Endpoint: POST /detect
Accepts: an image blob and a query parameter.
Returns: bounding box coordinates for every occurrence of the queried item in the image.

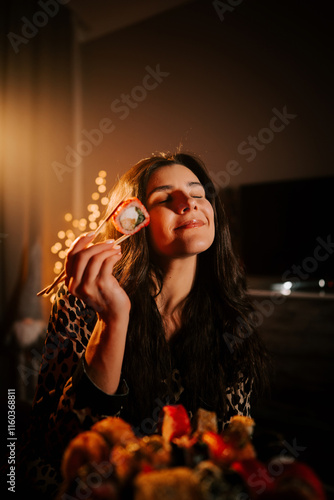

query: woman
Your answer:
[22,152,269,494]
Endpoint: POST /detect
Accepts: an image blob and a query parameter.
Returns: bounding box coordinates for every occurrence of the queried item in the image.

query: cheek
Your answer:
[205,204,215,243]
[204,203,215,226]
[147,213,171,246]
[148,222,162,243]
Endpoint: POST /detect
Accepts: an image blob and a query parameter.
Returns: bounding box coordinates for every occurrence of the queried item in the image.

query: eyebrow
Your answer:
[147,181,203,198]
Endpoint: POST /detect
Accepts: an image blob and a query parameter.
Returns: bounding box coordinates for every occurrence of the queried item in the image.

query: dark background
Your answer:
[1,0,333,497]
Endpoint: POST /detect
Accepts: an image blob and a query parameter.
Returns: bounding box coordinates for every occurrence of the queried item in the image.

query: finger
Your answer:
[65,232,96,281]
[78,246,121,292]
[67,245,121,295]
[78,251,123,304]
[96,249,122,285]
[70,232,96,255]
[66,237,117,285]
[95,254,124,311]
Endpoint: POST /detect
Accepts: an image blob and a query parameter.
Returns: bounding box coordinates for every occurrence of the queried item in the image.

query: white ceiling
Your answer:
[67,0,194,42]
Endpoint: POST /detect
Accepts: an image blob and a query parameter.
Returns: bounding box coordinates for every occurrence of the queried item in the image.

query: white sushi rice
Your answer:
[119,206,139,231]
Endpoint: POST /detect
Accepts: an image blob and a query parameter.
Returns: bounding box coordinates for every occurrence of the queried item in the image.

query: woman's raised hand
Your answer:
[65,232,131,323]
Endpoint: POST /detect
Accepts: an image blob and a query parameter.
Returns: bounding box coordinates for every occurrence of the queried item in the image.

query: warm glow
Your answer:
[78,220,87,231]
[88,203,99,212]
[51,169,108,277]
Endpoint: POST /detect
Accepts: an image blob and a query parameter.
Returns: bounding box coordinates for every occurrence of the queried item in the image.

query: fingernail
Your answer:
[86,231,95,237]
[106,239,115,244]
[114,244,121,249]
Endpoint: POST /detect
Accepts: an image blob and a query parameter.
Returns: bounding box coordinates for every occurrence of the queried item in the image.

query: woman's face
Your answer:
[145,164,215,260]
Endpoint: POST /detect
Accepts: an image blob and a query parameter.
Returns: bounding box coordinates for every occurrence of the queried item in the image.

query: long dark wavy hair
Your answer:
[100,152,270,427]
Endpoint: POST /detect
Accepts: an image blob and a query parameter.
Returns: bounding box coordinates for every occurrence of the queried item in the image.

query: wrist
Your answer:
[84,311,129,394]
[96,297,131,324]
[96,307,130,330]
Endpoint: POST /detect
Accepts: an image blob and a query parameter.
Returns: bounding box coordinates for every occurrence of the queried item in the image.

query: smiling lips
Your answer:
[175,219,205,230]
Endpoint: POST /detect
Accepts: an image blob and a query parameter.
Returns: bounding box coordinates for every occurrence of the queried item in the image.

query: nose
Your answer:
[175,194,198,214]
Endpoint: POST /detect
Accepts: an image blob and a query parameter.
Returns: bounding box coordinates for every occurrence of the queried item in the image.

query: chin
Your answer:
[151,234,215,260]
[174,239,213,257]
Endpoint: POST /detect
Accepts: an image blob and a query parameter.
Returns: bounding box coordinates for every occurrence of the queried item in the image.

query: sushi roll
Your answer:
[37,197,150,296]
[111,197,150,235]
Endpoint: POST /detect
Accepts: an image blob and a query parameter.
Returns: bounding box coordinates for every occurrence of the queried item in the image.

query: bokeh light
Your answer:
[66,230,75,238]
[50,169,109,297]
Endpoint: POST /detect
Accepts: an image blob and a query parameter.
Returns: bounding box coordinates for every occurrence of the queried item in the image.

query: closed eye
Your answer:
[158,194,203,203]
[158,195,172,204]
[190,189,205,198]
[157,192,204,203]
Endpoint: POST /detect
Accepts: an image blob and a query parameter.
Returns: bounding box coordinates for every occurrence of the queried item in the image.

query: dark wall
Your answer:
[251,293,334,490]
[77,0,333,203]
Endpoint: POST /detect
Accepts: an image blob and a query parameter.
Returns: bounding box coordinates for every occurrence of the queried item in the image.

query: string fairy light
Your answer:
[49,170,109,301]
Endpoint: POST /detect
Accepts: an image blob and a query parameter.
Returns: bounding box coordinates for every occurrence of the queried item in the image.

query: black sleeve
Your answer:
[72,355,129,415]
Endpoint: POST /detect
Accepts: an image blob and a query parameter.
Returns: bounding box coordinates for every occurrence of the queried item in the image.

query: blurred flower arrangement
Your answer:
[49,170,109,302]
